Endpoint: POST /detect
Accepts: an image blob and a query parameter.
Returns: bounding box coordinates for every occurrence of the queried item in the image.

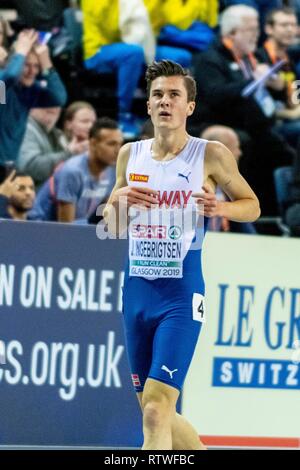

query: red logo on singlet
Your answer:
[157,190,192,208]
[131,224,167,239]
[129,173,149,182]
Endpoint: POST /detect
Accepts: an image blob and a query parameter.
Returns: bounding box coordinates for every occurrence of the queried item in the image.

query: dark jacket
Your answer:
[192,40,275,133]
[256,44,296,105]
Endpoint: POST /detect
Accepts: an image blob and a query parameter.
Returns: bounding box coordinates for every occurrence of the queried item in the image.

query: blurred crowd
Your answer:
[0,0,299,236]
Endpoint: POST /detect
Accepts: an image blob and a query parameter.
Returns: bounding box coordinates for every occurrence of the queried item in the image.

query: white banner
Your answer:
[182,232,300,442]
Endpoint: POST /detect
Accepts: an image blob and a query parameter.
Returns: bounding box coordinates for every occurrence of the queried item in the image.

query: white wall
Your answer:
[182,232,300,439]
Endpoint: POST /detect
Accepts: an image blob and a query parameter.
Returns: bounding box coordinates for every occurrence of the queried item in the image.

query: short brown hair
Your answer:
[63,101,95,124]
[145,60,197,102]
[265,7,297,26]
[63,101,96,138]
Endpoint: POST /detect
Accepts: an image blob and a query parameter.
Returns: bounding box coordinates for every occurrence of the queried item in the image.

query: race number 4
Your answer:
[192,293,206,323]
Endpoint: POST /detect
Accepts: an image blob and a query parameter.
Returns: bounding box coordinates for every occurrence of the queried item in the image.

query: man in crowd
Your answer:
[192,4,295,215]
[0,169,36,220]
[18,107,88,188]
[31,117,123,223]
[257,6,300,147]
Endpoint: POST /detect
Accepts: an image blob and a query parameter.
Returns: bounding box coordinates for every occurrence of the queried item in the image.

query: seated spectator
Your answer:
[18,102,96,188]
[30,117,123,223]
[221,0,282,40]
[0,169,35,220]
[63,100,97,152]
[193,4,295,215]
[18,107,75,187]
[0,29,67,179]
[257,7,300,147]
[155,0,218,60]
[82,0,149,139]
[201,125,257,234]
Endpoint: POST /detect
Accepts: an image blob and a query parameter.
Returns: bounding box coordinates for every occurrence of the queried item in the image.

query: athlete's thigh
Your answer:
[148,304,203,391]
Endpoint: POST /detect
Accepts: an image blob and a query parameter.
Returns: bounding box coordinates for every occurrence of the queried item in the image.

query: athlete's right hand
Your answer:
[112,186,159,209]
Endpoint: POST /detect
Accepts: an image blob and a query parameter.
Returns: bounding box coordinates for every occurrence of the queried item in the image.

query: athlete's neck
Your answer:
[151,129,189,161]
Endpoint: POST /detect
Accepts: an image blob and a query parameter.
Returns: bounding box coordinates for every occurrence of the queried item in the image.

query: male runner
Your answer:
[103,60,260,450]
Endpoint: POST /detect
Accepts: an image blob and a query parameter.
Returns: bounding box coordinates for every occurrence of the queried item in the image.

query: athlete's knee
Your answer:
[142,392,175,431]
[143,398,171,431]
[143,402,161,432]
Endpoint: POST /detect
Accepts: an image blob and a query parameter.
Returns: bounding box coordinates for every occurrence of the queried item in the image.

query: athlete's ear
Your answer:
[147,100,151,116]
[187,101,195,117]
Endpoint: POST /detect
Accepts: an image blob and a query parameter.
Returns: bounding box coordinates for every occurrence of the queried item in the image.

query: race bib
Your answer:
[129,222,184,278]
[192,293,206,322]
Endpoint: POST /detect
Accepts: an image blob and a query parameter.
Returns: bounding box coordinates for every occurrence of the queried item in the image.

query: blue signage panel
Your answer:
[0,220,142,447]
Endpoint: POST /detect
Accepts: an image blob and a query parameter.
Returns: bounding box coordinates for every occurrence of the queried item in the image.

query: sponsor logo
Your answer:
[168,225,182,240]
[131,224,167,239]
[129,173,149,183]
[157,190,192,208]
[161,365,178,379]
[177,171,191,183]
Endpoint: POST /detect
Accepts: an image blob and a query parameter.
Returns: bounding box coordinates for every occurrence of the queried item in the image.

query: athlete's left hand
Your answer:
[192,184,220,218]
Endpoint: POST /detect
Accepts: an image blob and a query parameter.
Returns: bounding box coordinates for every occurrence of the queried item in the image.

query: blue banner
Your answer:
[213,357,300,389]
[0,220,143,447]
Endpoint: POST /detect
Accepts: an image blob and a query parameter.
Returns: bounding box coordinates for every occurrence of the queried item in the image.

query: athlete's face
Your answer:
[147,76,195,131]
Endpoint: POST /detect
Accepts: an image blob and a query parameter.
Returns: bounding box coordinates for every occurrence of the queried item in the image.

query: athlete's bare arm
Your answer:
[103,143,159,236]
[193,141,261,222]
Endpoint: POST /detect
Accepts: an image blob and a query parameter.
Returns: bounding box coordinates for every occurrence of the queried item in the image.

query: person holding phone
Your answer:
[0,28,67,181]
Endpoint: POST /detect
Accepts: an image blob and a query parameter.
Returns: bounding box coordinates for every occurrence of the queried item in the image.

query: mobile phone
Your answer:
[38,31,53,45]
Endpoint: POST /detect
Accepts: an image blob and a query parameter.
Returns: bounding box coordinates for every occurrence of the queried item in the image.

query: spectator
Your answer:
[63,100,97,152]
[18,107,73,187]
[257,7,300,147]
[221,0,282,40]
[11,0,70,31]
[82,0,149,139]
[201,125,256,234]
[193,5,294,215]
[154,0,218,61]
[0,29,67,178]
[285,138,300,235]
[0,15,13,66]
[31,117,123,223]
[0,169,35,220]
